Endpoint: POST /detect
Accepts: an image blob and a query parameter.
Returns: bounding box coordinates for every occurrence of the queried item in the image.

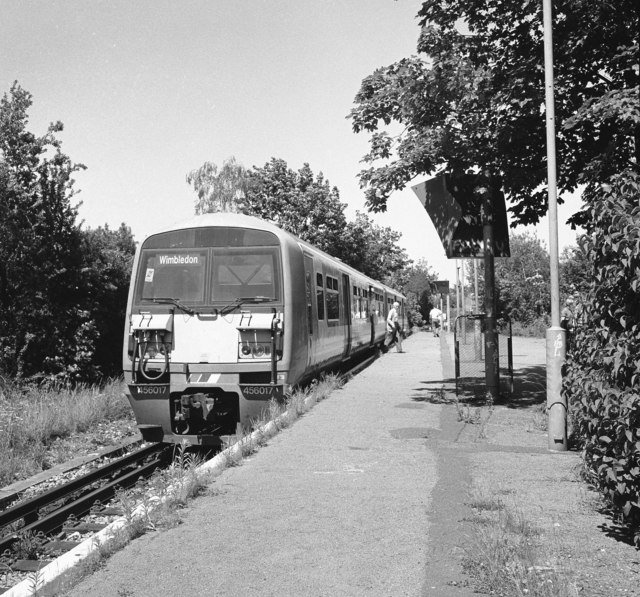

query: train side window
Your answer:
[326,275,339,321]
[305,272,313,335]
[316,273,325,321]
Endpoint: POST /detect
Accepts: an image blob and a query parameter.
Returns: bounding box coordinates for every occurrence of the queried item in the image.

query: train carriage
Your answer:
[123,213,405,445]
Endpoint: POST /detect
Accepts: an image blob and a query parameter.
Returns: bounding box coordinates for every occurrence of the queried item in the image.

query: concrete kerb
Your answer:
[1,392,322,597]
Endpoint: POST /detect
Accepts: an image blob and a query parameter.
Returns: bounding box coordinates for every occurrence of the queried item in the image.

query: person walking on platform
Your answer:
[386,301,404,353]
[429,307,443,337]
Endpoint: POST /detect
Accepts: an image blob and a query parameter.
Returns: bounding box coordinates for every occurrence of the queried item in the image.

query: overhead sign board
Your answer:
[412,173,510,258]
[432,280,450,295]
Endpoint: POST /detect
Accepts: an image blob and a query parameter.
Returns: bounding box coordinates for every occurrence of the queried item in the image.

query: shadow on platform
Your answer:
[408,363,546,410]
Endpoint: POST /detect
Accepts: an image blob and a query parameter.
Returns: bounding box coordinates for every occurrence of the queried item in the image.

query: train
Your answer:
[122,213,406,445]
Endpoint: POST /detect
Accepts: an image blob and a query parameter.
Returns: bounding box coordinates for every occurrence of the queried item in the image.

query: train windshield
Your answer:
[134,227,282,306]
[212,249,280,302]
[138,250,207,304]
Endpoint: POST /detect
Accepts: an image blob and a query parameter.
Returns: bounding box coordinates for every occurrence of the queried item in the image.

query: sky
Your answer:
[0,0,582,284]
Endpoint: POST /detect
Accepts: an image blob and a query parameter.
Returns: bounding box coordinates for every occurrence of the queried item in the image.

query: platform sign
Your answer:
[432,280,450,295]
[412,173,510,258]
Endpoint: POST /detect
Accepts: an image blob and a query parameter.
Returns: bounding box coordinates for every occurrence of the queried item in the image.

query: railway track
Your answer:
[0,443,170,584]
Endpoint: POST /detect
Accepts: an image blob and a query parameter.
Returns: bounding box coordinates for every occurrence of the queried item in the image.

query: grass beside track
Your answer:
[0,379,133,486]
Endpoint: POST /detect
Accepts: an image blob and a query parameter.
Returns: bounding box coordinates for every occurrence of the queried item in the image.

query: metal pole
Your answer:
[482,175,499,403]
[446,292,451,332]
[473,257,482,360]
[474,259,479,313]
[543,0,567,451]
[455,260,461,320]
[461,260,466,315]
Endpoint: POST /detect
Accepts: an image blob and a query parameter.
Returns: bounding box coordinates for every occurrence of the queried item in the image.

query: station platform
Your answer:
[62,331,550,597]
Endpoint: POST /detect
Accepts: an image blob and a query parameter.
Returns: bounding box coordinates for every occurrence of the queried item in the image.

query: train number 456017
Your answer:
[239,384,284,400]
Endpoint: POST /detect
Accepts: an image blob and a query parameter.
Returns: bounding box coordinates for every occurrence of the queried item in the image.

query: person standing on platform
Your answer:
[386,301,404,353]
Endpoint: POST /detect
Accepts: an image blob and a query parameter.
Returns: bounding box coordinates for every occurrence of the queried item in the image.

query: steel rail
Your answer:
[0,450,169,556]
[0,437,144,511]
[0,444,167,552]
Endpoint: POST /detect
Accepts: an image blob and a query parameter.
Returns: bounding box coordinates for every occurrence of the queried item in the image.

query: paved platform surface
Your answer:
[63,331,543,597]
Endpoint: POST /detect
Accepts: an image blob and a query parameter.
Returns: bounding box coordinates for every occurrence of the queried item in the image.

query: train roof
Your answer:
[148,212,286,238]
[145,212,405,299]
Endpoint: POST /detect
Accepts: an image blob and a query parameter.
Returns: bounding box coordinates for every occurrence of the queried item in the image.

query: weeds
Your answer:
[529,403,548,433]
[464,489,578,597]
[9,530,47,561]
[455,394,495,441]
[27,565,44,597]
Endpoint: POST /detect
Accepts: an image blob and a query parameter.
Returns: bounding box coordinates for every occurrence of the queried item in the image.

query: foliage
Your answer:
[349,0,638,228]
[78,224,136,378]
[246,158,350,259]
[341,211,411,282]
[461,232,550,325]
[389,258,437,326]
[187,156,249,214]
[563,170,640,546]
[0,83,136,383]
[559,242,591,297]
[0,82,86,381]
[496,232,550,324]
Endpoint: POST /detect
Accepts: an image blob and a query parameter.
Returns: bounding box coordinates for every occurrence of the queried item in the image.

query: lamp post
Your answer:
[543,0,567,451]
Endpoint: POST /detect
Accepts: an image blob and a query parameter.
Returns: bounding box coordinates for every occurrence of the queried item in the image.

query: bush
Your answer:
[563,170,640,546]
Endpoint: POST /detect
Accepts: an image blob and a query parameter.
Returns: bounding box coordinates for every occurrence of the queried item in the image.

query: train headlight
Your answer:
[238,330,276,360]
[238,341,272,359]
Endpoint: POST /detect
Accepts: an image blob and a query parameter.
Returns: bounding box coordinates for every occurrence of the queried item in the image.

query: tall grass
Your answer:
[0,379,132,486]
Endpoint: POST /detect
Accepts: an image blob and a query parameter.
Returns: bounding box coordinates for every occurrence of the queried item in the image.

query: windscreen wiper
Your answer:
[147,297,196,315]
[220,296,275,315]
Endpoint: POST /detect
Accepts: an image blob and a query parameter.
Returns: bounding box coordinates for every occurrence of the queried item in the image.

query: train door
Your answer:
[369,287,376,346]
[341,273,352,359]
[401,299,407,330]
[303,254,317,369]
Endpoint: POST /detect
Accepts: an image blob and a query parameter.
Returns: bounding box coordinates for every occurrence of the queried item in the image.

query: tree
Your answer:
[0,83,86,380]
[0,83,137,383]
[78,224,136,379]
[246,159,350,258]
[495,232,551,324]
[559,242,591,297]
[398,259,437,326]
[349,0,638,227]
[186,156,249,214]
[341,211,411,282]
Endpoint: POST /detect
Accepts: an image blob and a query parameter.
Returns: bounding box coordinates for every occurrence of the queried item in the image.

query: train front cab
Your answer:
[122,220,303,446]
